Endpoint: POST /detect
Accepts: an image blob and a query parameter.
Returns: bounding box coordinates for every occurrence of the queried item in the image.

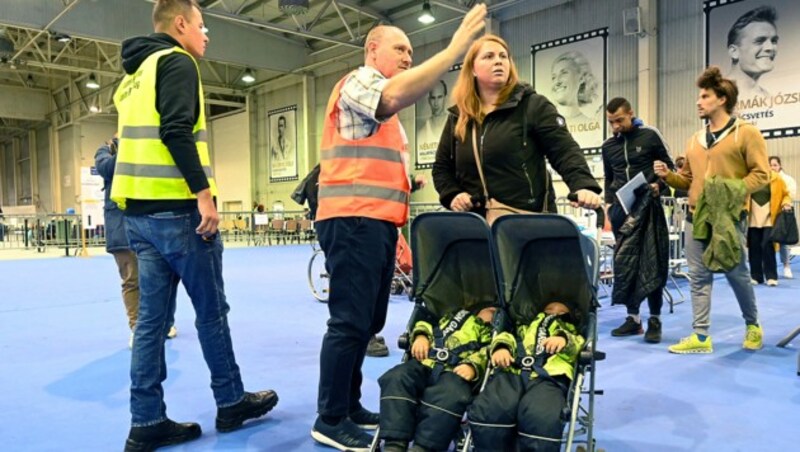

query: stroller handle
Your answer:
[471,193,579,207]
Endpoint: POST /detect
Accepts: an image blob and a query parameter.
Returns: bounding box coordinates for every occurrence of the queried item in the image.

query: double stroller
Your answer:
[377,211,604,451]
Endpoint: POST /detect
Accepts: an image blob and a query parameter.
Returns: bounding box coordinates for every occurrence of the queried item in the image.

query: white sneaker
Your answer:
[784,267,793,279]
[766,279,778,287]
[128,333,134,349]
[167,326,178,339]
[750,279,760,285]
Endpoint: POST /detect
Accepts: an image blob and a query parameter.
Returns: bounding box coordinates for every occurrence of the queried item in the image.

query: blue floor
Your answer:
[0,245,797,451]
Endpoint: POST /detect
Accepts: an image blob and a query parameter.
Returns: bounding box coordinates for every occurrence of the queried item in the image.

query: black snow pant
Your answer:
[468,371,569,452]
[378,359,473,450]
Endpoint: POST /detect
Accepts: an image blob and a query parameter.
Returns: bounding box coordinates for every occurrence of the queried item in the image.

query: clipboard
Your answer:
[615,171,647,215]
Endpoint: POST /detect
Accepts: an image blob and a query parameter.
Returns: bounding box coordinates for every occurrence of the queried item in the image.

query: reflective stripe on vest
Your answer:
[110,47,217,210]
[120,125,209,143]
[315,72,410,226]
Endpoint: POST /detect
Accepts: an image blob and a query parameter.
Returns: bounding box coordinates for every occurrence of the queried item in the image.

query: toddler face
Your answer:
[544,301,569,316]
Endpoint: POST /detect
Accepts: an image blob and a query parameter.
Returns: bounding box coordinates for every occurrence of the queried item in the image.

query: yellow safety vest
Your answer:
[110,47,217,210]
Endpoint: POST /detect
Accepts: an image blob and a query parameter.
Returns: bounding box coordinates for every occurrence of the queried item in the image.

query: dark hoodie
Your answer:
[432,83,600,214]
[119,33,209,215]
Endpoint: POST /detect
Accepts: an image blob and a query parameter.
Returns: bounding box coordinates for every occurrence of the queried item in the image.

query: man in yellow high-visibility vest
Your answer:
[114,2,277,450]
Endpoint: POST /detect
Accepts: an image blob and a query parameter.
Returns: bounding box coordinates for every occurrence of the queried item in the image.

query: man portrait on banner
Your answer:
[726,5,778,100]
[416,80,449,161]
[270,114,294,162]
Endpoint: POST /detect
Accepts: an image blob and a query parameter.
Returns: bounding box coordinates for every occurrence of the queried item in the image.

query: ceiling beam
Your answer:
[2,0,309,72]
[10,0,82,62]
[336,0,390,23]
[203,8,362,49]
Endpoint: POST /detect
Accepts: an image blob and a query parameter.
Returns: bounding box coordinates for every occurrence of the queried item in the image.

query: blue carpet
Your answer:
[0,245,797,451]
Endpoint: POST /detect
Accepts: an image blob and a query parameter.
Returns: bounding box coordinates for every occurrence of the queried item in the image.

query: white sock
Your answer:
[630,314,641,323]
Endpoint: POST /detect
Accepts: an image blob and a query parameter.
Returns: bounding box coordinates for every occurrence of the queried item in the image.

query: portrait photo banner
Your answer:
[706,0,800,138]
[532,28,608,154]
[415,64,461,170]
[268,105,298,183]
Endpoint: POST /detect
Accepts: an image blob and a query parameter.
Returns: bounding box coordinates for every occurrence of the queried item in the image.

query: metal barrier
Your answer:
[0,214,103,255]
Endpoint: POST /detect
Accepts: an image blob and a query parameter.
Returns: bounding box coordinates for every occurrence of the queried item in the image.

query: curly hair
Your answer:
[697,66,738,114]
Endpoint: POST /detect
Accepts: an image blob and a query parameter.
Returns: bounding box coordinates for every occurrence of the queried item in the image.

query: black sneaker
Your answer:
[124,419,201,452]
[366,335,389,357]
[374,335,386,345]
[311,416,373,451]
[216,390,279,433]
[644,317,662,343]
[349,406,379,429]
[611,316,643,337]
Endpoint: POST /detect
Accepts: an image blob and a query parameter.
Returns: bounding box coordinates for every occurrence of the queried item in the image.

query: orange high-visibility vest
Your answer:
[315,72,410,226]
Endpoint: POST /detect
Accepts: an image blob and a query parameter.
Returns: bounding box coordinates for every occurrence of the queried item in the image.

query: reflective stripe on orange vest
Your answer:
[315,71,410,226]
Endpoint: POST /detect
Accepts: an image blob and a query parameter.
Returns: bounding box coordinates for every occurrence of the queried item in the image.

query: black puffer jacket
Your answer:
[612,186,669,305]
[433,83,600,214]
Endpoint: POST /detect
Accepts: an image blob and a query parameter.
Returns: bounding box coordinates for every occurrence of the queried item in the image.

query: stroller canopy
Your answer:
[410,212,501,319]
[492,214,599,328]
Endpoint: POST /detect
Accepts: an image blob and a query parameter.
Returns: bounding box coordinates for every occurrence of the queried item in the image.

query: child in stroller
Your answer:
[469,299,584,452]
[379,303,497,452]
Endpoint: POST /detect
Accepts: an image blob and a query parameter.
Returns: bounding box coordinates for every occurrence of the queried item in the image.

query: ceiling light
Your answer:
[279,0,309,15]
[86,73,100,89]
[51,32,71,43]
[89,104,101,113]
[241,68,255,84]
[418,1,436,25]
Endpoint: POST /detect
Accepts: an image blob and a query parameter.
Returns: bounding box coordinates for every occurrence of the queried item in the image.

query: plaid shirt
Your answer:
[337,66,408,147]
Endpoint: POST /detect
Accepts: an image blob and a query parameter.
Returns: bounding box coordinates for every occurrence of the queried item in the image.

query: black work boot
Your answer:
[611,316,643,337]
[644,317,662,343]
[366,335,389,357]
[216,390,279,432]
[124,419,201,452]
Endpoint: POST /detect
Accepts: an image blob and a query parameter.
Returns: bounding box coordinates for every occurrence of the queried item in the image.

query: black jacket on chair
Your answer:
[612,186,669,306]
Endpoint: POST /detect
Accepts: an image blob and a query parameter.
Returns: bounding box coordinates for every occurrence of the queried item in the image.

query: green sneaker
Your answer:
[743,324,763,350]
[668,333,713,354]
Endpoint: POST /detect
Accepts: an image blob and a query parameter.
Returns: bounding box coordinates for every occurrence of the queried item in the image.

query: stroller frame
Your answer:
[461,213,605,452]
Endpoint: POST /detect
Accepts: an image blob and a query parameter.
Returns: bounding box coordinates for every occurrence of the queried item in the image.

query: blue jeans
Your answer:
[125,209,244,426]
[779,243,790,267]
[684,218,759,336]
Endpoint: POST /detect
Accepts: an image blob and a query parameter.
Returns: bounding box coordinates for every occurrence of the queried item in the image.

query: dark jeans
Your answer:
[609,202,663,316]
[747,226,777,283]
[124,209,244,426]
[316,217,397,417]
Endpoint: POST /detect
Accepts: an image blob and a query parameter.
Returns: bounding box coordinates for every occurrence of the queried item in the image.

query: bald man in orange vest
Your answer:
[310,5,488,451]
